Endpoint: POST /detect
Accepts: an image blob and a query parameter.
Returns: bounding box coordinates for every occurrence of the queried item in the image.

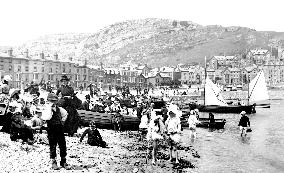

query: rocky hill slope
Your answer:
[15,18,284,67]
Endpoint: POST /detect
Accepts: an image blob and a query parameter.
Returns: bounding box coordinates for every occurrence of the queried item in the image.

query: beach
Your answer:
[0,129,198,173]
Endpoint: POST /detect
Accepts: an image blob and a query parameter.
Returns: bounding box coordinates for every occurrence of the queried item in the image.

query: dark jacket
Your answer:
[80,128,106,147]
[56,85,74,97]
[238,116,250,127]
[47,106,63,127]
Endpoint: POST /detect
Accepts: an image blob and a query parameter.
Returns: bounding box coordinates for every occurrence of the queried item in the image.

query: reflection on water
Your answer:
[180,98,284,173]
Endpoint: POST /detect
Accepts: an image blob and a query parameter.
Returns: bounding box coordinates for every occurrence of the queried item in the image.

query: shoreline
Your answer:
[0,129,198,173]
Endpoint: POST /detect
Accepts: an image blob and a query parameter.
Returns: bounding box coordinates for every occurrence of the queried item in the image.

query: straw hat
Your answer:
[190,110,195,115]
[9,89,20,98]
[240,111,246,115]
[194,109,199,114]
[168,104,178,115]
[3,75,12,81]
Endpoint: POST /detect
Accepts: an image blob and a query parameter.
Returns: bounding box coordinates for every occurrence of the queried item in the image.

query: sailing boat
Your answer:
[193,77,256,114]
[248,70,270,108]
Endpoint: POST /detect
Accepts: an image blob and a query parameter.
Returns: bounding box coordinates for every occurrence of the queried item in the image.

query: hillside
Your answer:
[15,18,284,67]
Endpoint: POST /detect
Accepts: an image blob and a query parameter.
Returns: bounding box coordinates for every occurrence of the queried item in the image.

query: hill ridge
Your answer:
[14,18,284,67]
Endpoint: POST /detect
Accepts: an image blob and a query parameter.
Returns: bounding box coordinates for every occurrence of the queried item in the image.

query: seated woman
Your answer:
[10,111,34,144]
[79,121,107,148]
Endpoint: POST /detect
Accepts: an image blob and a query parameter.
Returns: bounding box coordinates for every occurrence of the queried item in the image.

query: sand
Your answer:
[0,129,199,173]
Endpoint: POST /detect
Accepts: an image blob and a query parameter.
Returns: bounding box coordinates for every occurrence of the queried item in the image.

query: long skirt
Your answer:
[63,106,81,136]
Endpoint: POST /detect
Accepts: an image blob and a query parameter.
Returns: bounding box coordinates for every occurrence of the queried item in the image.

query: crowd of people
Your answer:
[0,74,251,170]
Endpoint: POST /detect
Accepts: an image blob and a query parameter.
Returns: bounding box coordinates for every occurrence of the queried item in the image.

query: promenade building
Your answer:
[4,46,284,91]
[180,65,204,85]
[207,55,239,70]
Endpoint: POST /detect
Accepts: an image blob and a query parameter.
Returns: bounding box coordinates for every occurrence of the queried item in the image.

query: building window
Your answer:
[34,67,37,72]
[18,66,21,72]
[42,67,44,72]
[25,66,29,72]
[0,64,3,70]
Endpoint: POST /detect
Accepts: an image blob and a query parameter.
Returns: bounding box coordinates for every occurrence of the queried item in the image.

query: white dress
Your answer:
[146,120,163,141]
[139,114,149,129]
[165,117,181,143]
[188,115,199,130]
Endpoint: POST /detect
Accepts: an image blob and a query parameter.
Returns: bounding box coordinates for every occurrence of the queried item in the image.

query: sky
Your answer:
[0,0,283,46]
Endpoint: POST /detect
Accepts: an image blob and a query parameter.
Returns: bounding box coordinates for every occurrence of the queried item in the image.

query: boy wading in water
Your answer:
[41,93,68,170]
[238,111,250,137]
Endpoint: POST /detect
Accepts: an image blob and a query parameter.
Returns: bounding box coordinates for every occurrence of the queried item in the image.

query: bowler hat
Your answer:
[9,89,21,98]
[47,93,58,101]
[60,75,70,82]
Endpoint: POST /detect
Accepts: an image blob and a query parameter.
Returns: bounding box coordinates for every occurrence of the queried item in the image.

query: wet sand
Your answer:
[0,129,199,173]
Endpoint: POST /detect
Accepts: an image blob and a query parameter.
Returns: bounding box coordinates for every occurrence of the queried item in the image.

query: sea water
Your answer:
[180,90,284,172]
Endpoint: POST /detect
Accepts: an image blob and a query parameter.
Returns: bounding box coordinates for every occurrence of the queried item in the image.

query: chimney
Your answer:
[24,49,29,58]
[40,52,44,59]
[54,52,58,60]
[8,48,13,57]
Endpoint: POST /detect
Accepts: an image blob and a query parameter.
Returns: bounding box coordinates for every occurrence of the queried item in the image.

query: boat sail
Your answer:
[248,70,269,107]
[205,77,228,106]
[190,77,256,114]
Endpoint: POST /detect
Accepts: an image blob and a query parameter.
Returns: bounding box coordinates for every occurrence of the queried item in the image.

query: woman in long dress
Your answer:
[56,75,82,136]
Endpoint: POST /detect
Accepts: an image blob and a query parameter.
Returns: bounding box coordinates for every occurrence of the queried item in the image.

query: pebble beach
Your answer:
[0,129,198,173]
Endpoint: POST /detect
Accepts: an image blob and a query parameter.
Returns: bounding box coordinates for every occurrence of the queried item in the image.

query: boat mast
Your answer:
[204,56,207,105]
[248,74,250,105]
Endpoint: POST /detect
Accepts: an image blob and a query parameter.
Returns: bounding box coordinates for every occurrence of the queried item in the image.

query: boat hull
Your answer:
[255,103,270,108]
[78,110,141,130]
[189,104,256,114]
